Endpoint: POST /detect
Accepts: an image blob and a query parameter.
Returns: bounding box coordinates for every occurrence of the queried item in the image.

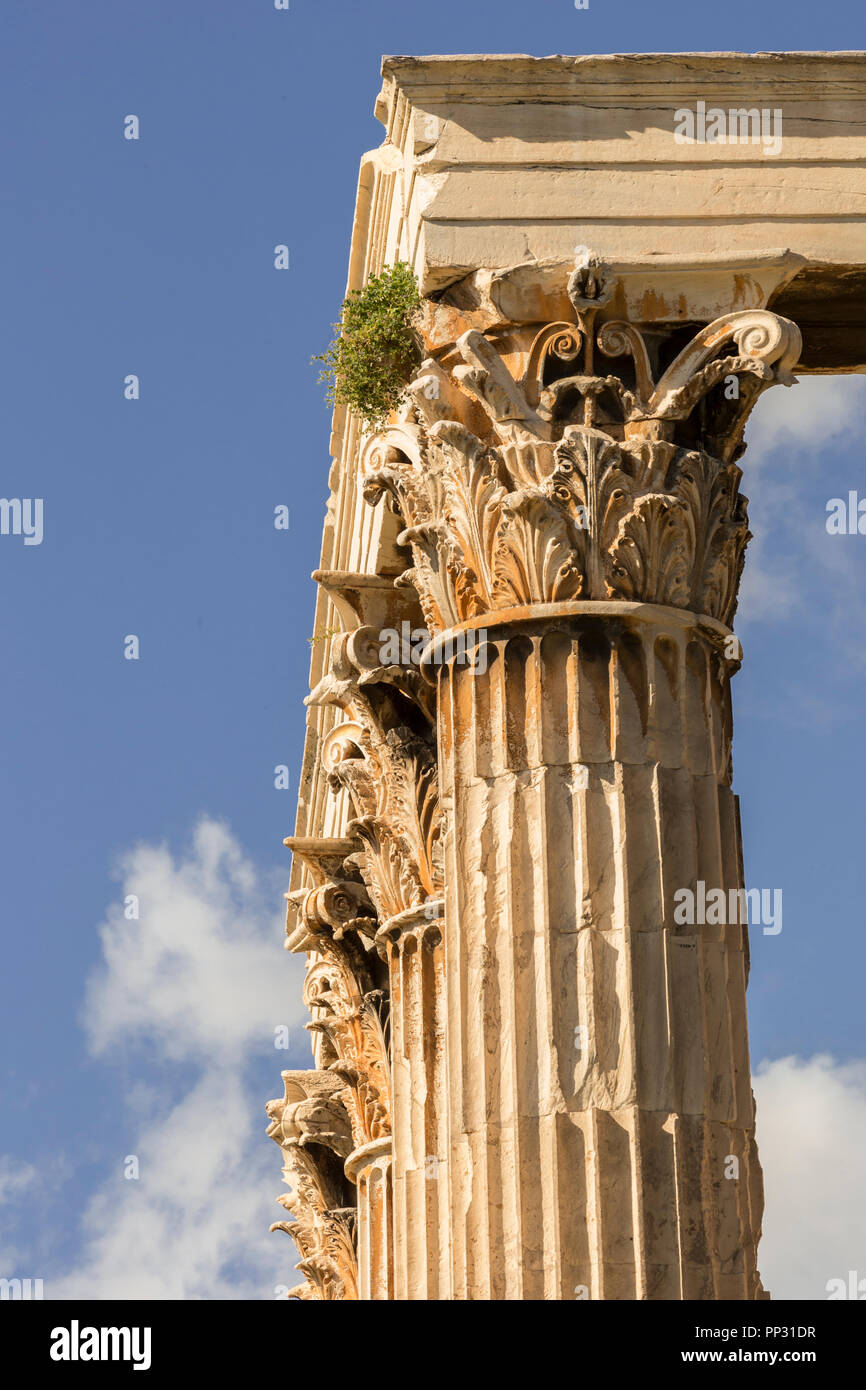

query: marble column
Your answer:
[361,254,801,1299]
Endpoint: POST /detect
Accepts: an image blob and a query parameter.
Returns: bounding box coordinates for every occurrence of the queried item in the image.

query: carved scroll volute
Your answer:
[267,1070,359,1301]
[267,1068,354,1158]
[596,308,802,461]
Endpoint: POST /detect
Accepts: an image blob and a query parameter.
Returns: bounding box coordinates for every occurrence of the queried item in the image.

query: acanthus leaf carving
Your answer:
[267,1070,359,1301]
[328,722,441,921]
[286,871,392,1152]
[608,493,692,610]
[308,609,444,920]
[491,488,585,606]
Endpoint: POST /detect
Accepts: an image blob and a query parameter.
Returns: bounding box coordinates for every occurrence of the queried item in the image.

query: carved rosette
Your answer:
[360,261,801,634]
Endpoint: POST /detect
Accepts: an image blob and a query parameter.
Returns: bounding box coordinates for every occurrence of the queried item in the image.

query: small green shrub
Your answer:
[313,262,422,431]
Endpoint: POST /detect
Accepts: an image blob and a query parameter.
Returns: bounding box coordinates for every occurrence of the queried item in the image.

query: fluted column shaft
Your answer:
[346,1139,394,1300]
[429,601,763,1301]
[379,903,450,1299]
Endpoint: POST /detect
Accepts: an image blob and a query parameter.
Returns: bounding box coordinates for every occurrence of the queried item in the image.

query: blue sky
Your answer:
[0,0,864,1300]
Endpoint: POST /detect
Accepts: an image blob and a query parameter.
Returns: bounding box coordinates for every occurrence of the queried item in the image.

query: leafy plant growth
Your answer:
[313,262,422,431]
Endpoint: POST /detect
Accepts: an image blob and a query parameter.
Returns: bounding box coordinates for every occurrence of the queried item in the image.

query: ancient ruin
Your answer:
[268,51,866,1300]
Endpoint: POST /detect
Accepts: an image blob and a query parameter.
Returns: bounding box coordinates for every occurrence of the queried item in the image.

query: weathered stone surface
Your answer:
[373,51,866,337]
[271,50,866,1301]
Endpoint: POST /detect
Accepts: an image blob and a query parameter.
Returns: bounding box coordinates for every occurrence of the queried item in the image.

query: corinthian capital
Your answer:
[361,260,801,631]
[282,858,392,1152]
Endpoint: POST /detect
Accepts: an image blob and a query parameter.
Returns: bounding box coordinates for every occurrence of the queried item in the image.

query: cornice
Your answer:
[377,52,866,116]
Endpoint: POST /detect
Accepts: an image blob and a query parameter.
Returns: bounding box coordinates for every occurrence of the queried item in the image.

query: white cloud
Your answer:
[50,817,308,1299]
[0,1158,39,1273]
[737,376,866,650]
[755,1054,866,1300]
[0,1157,37,1206]
[736,532,799,624]
[53,1073,289,1300]
[84,819,295,1062]
[745,374,866,462]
